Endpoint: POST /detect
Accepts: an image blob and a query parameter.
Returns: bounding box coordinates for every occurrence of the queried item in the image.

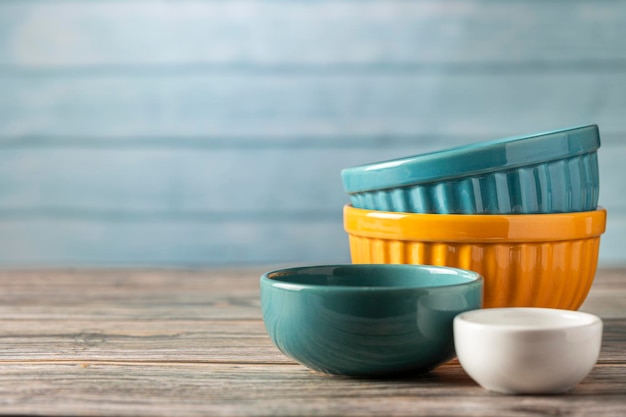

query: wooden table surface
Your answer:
[0,268,624,417]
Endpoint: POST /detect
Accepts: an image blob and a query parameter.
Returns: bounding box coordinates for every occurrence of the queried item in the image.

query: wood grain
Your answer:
[2,73,624,137]
[0,268,623,416]
[0,143,623,266]
[1,144,623,212]
[0,218,350,266]
[0,363,623,417]
[0,213,622,268]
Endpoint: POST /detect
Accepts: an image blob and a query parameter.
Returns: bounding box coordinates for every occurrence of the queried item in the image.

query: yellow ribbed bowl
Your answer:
[344,205,607,309]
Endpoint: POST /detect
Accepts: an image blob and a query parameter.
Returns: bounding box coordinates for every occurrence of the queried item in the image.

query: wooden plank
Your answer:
[1,1,625,68]
[581,269,626,319]
[0,268,266,290]
[0,212,622,267]
[0,362,623,417]
[0,265,264,316]
[2,1,625,270]
[1,73,625,138]
[0,141,621,268]
[0,268,268,295]
[0,319,292,364]
[0,318,622,364]
[0,268,619,318]
[0,268,268,318]
[582,268,626,288]
[0,148,354,214]
[0,269,620,363]
[0,214,623,267]
[598,320,626,363]
[0,269,622,416]
[0,218,351,267]
[0,141,623,213]
[594,212,626,267]
[599,143,626,211]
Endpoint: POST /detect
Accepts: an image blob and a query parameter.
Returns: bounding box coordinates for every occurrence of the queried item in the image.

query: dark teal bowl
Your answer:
[260,264,483,377]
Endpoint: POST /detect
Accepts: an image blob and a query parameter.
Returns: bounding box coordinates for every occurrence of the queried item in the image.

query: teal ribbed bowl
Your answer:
[260,264,483,377]
[341,125,600,214]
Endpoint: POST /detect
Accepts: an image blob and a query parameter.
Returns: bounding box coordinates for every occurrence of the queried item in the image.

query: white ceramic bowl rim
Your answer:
[455,307,601,332]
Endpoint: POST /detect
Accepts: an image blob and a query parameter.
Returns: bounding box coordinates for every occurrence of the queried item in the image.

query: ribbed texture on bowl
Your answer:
[349,153,599,214]
[347,235,600,309]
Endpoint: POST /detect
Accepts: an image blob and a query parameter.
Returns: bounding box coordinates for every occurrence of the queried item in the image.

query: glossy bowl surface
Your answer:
[344,205,607,309]
[454,308,603,394]
[341,124,600,214]
[260,264,483,376]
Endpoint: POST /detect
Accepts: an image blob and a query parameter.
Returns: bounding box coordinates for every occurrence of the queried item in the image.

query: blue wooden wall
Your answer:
[0,0,624,267]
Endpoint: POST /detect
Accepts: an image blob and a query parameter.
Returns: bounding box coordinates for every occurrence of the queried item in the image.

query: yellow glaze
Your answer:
[344,205,607,309]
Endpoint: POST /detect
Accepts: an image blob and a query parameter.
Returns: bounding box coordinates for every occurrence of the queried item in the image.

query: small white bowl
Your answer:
[454,308,602,394]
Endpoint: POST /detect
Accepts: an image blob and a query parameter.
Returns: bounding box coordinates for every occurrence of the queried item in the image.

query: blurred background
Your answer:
[0,0,624,268]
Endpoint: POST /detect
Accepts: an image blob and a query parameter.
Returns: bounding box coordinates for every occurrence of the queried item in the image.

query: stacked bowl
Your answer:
[341,125,607,309]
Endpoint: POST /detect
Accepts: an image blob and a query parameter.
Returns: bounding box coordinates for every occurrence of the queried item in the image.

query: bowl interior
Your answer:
[264,264,481,289]
[456,307,601,330]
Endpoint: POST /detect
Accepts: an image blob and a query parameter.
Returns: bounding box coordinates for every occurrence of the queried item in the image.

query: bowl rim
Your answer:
[341,124,600,193]
[261,264,483,293]
[344,205,607,242]
[454,307,602,333]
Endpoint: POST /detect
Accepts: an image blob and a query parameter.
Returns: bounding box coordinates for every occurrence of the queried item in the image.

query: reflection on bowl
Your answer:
[417,291,469,340]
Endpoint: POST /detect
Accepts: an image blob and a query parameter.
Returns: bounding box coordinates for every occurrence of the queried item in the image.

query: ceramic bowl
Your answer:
[454,308,603,394]
[341,125,600,214]
[260,264,483,377]
[344,205,607,309]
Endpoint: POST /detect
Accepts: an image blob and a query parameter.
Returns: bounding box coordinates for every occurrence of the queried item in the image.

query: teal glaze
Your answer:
[341,125,600,214]
[260,264,483,377]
